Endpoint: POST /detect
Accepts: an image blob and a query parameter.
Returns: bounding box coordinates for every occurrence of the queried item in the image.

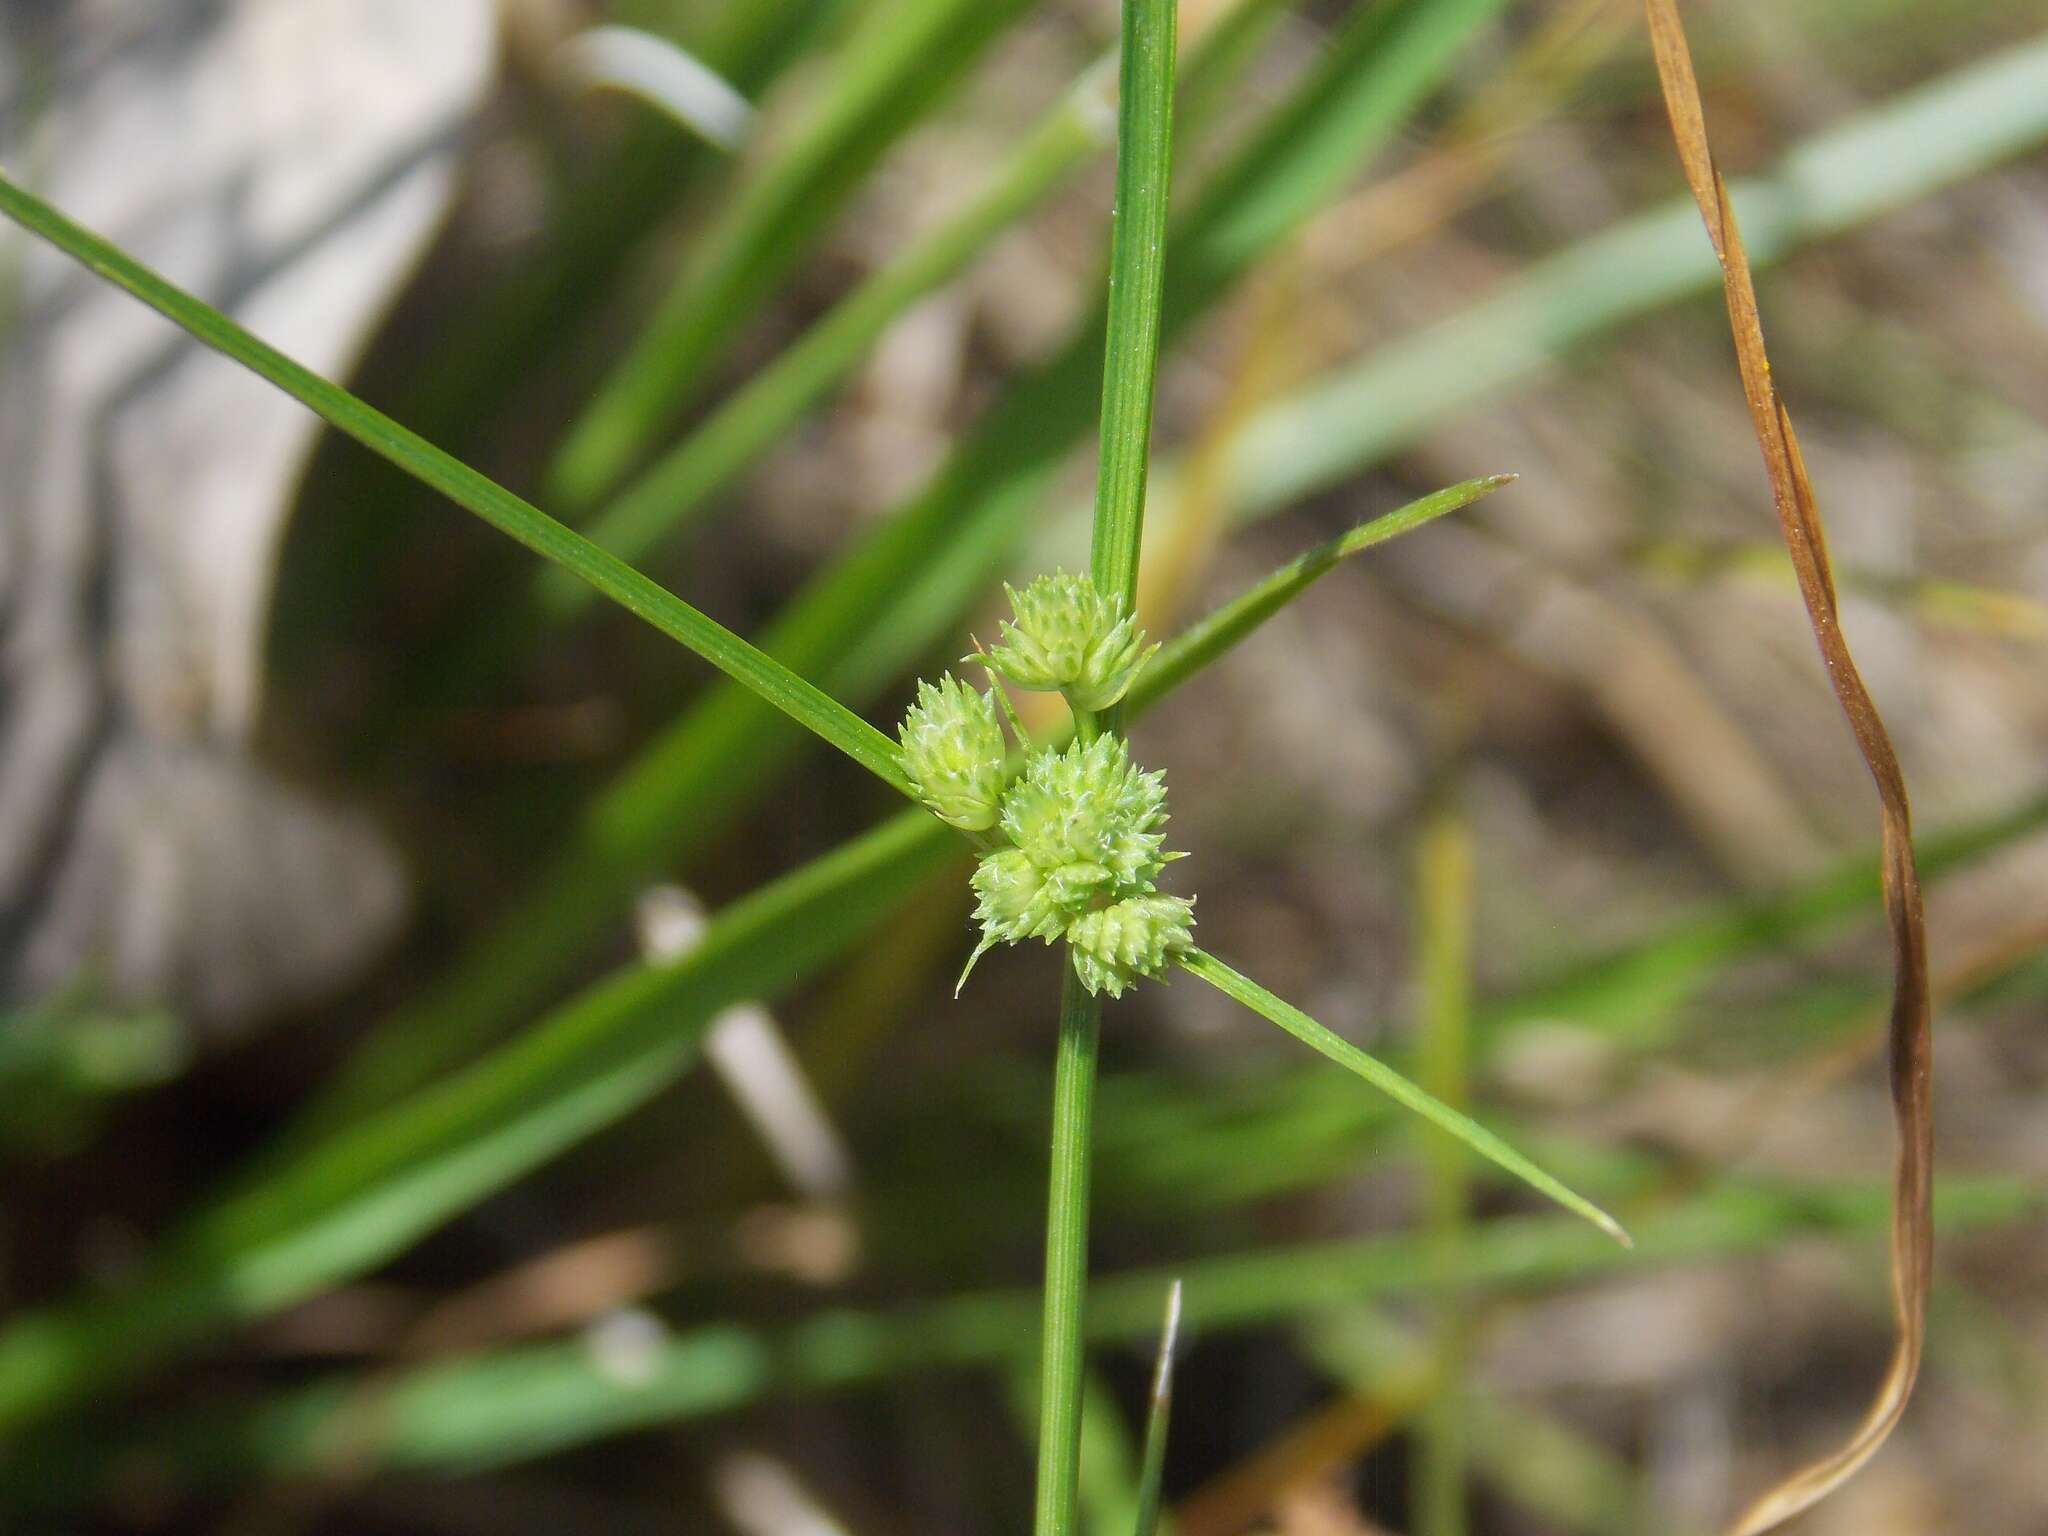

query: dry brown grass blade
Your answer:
[1640,4,1933,1533]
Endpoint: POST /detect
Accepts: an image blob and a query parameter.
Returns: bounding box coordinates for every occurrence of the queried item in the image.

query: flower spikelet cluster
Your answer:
[957,731,1193,996]
[976,570,1159,712]
[900,575,1193,997]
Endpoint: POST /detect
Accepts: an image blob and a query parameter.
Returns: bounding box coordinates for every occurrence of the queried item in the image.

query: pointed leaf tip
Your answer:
[1151,1278,1183,1404]
[1177,947,1627,1243]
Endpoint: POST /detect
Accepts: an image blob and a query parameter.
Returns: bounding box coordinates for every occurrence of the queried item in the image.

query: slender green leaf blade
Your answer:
[0,814,957,1432]
[0,173,912,800]
[1218,29,2048,522]
[1177,948,1631,1246]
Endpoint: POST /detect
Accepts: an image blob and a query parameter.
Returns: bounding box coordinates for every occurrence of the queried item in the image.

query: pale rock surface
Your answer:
[0,0,495,1034]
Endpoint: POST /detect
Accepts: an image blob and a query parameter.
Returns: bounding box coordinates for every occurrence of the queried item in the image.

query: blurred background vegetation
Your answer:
[3,0,2046,1531]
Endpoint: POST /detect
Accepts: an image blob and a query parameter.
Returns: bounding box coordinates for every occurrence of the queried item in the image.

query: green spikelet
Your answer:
[975,570,1158,711]
[897,673,1006,831]
[970,849,1067,947]
[1000,735,1168,893]
[1068,894,1197,998]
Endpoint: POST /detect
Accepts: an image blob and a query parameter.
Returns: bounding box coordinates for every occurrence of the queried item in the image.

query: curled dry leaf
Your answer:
[1640,4,1933,1533]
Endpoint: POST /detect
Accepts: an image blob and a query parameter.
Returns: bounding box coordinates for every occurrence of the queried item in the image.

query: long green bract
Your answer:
[0,174,912,800]
[1178,950,1629,1245]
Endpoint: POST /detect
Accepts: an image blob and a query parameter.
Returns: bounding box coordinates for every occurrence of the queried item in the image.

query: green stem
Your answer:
[1087,0,1178,614]
[1034,964,1104,1536]
[1038,3,1176,1531]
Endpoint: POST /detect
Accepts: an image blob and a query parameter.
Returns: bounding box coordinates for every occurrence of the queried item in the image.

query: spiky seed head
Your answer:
[898,674,1006,830]
[976,569,1157,710]
[1068,893,1197,998]
[1000,734,1170,893]
[979,571,1096,693]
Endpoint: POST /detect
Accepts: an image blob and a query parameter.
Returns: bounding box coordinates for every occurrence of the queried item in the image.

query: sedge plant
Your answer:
[0,0,1626,1513]
[886,5,1619,1532]
[2,12,2042,1529]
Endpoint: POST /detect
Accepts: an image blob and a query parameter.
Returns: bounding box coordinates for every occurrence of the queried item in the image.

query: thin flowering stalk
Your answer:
[1036,0,1177,1531]
[1035,964,1105,1536]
